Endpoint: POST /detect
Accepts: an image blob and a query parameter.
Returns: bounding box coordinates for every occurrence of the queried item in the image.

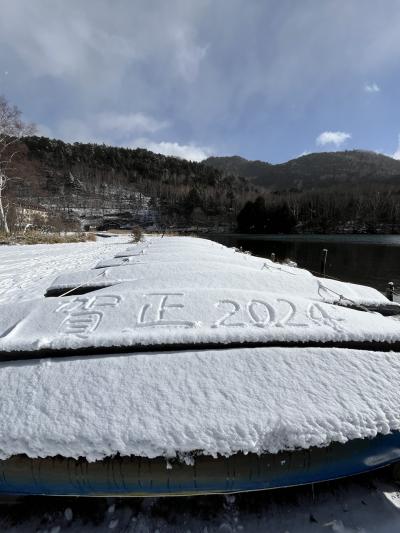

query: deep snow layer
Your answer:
[0,346,400,461]
[1,235,400,462]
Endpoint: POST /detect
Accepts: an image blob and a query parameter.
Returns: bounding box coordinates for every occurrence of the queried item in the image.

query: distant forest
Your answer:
[6,136,400,234]
[7,136,258,230]
[208,151,400,234]
[236,187,400,234]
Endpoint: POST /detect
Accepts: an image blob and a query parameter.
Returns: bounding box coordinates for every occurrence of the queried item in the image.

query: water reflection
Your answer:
[208,234,400,292]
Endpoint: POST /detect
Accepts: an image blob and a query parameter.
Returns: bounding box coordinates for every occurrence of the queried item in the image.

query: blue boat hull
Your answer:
[0,432,400,496]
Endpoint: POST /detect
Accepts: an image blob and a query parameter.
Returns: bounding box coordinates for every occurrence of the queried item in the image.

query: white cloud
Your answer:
[364,82,380,93]
[96,112,168,136]
[50,112,211,162]
[316,131,351,148]
[131,138,212,161]
[56,112,168,145]
[393,135,400,160]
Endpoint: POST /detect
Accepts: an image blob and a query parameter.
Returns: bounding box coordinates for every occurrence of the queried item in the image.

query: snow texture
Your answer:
[0,235,131,304]
[1,346,400,461]
[1,235,400,462]
[49,236,389,309]
[2,285,400,353]
[0,236,398,354]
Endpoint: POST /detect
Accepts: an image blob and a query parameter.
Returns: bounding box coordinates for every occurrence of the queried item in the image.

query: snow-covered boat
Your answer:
[1,236,400,496]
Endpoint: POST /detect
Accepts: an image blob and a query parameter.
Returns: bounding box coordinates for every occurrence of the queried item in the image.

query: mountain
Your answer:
[10,138,400,234]
[7,136,258,230]
[204,150,400,190]
[204,156,272,181]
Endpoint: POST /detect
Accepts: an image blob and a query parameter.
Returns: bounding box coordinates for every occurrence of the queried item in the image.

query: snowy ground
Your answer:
[1,235,400,530]
[0,234,131,304]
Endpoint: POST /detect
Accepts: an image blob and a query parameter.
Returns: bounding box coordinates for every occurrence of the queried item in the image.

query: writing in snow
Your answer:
[54,291,347,339]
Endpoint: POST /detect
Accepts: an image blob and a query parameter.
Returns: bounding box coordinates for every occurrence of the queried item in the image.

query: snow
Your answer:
[0,236,398,354]
[1,235,400,464]
[2,286,400,354]
[48,237,390,309]
[0,346,400,461]
[0,235,131,304]
[2,235,400,529]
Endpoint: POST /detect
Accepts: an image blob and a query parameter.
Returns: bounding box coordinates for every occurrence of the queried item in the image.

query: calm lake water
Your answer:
[207,234,400,294]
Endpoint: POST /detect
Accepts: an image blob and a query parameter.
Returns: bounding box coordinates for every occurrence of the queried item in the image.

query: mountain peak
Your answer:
[205,150,400,189]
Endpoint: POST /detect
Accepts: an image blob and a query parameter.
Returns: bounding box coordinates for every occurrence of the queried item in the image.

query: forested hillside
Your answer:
[207,151,400,233]
[8,137,400,234]
[9,136,258,230]
[205,150,400,190]
[205,156,272,182]
[237,187,400,234]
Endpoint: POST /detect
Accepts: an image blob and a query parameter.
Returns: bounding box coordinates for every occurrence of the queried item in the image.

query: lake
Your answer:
[207,234,400,294]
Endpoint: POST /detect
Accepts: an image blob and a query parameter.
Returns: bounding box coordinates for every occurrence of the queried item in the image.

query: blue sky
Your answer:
[1,0,400,163]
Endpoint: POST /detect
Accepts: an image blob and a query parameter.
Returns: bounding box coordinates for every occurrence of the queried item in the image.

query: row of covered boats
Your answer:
[0,236,400,495]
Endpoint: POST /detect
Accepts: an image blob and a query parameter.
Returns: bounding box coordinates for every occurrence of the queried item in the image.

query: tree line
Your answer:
[17,136,259,230]
[237,186,400,234]
[3,95,400,235]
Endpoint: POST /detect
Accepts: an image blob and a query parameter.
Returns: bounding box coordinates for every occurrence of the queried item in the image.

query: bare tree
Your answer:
[0,96,36,233]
